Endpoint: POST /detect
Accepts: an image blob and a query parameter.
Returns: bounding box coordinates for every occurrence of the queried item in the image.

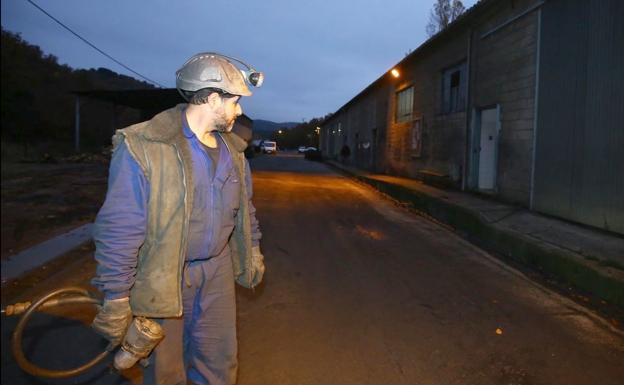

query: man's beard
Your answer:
[214,113,235,133]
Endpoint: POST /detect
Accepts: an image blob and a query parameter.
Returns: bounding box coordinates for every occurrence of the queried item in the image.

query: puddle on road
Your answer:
[355,225,386,240]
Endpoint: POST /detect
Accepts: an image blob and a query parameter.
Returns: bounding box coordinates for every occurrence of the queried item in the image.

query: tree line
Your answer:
[269,115,331,150]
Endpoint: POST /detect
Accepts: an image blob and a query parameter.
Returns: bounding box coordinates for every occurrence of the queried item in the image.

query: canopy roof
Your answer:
[73,88,184,111]
[73,88,252,125]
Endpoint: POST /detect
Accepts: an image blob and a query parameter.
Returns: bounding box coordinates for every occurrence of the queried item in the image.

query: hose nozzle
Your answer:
[2,302,33,316]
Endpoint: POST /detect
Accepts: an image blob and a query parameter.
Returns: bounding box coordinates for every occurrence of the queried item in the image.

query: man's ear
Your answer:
[207,92,222,108]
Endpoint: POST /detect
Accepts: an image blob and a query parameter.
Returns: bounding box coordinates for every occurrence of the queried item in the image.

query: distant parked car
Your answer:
[304,148,322,161]
[261,141,277,154]
[298,146,317,153]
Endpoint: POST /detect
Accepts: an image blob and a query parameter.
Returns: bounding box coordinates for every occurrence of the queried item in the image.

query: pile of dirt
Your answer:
[61,151,111,164]
[1,162,109,259]
[60,147,113,164]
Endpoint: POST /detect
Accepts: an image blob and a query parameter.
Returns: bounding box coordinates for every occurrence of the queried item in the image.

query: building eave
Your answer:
[322,0,496,128]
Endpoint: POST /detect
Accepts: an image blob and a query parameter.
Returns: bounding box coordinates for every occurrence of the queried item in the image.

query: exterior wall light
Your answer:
[391,68,400,78]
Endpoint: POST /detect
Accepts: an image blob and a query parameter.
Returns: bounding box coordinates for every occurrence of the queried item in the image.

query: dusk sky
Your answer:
[2,0,477,123]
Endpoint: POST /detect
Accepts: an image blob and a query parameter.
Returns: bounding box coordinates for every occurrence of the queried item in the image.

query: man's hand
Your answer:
[92,297,133,346]
[251,246,266,286]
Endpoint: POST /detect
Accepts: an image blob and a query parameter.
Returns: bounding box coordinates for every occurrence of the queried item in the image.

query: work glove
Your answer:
[92,297,133,347]
[251,246,266,287]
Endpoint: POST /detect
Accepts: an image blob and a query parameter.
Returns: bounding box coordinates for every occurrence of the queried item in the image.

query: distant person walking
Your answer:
[340,143,351,163]
[91,53,266,385]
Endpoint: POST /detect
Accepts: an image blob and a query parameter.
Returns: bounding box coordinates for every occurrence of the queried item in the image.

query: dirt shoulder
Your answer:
[1,161,109,259]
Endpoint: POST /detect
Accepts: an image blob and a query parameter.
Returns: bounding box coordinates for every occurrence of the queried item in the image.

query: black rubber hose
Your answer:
[10,286,112,378]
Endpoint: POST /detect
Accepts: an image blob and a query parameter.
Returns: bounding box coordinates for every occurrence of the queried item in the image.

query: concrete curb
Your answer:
[1,223,94,285]
[328,162,624,307]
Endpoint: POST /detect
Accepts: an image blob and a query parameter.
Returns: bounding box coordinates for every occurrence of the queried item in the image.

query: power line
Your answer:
[25,0,164,87]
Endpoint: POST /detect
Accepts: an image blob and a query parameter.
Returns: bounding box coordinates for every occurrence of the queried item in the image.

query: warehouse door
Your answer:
[477,107,500,191]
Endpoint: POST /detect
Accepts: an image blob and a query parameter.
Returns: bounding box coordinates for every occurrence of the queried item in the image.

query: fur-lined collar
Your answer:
[140,104,186,143]
[144,104,248,153]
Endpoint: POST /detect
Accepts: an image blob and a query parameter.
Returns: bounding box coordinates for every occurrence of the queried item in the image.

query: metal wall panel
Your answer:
[534,0,624,234]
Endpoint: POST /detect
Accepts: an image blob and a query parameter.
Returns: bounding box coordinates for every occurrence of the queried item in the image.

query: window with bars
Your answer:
[395,86,414,123]
[441,61,467,114]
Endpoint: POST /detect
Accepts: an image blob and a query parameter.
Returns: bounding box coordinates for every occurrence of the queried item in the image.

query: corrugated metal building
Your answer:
[532,0,624,234]
[320,0,623,234]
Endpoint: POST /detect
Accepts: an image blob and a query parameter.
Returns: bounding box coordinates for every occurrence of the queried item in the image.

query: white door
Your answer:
[478,107,499,190]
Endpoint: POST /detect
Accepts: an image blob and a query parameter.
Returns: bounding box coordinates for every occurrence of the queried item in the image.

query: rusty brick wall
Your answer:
[385,30,470,183]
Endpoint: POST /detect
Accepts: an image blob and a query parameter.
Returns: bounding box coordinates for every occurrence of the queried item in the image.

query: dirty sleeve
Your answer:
[91,142,149,300]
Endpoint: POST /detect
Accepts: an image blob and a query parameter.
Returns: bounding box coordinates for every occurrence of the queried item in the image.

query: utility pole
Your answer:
[74,96,80,153]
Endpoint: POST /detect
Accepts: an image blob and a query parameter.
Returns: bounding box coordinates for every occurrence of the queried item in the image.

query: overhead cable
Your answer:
[25,0,164,87]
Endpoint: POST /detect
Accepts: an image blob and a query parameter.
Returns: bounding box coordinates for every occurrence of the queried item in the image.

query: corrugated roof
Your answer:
[73,88,184,111]
[73,88,253,123]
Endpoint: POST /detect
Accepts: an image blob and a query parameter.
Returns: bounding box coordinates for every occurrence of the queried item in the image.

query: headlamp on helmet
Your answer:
[176,52,264,101]
[245,70,264,87]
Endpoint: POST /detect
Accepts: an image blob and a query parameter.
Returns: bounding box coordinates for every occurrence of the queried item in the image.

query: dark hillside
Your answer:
[253,119,299,132]
[268,115,331,149]
[1,28,153,159]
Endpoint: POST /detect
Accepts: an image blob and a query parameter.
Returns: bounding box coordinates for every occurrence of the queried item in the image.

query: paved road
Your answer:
[2,152,623,385]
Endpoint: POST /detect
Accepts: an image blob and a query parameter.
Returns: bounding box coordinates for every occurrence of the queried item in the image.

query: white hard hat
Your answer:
[176,52,264,98]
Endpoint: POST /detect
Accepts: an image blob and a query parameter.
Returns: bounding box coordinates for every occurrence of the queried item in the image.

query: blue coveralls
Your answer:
[92,113,261,385]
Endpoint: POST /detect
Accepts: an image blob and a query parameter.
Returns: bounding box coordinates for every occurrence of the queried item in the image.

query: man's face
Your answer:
[214,95,243,132]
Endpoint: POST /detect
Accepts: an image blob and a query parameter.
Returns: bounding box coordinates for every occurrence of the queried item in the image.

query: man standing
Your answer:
[91,52,266,385]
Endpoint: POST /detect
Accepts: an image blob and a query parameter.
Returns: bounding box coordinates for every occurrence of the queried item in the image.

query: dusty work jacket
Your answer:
[95,104,257,318]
